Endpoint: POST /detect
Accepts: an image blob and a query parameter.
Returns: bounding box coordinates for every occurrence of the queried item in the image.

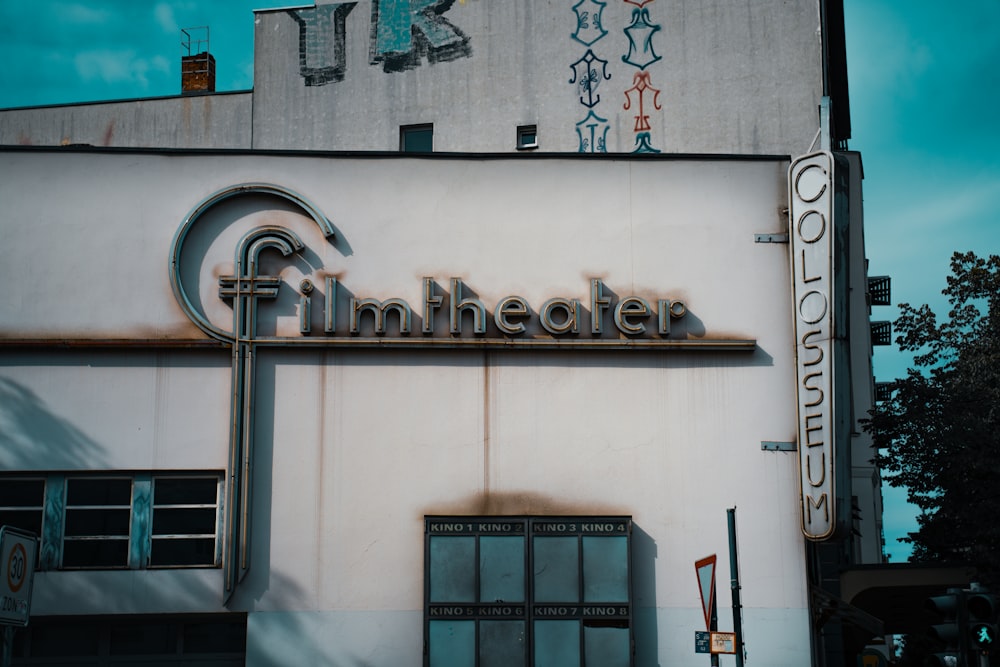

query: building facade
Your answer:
[0,1,886,665]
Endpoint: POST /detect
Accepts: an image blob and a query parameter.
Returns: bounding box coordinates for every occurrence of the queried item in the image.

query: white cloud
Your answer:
[154,2,178,35]
[74,49,172,92]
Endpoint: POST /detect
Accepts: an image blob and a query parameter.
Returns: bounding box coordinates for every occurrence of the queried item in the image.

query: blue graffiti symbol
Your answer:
[622,8,662,70]
[291,3,357,86]
[571,0,608,46]
[576,110,609,153]
[569,50,611,108]
[632,132,661,154]
[371,0,471,72]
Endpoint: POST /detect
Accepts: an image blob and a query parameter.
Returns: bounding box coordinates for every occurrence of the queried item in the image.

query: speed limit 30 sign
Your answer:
[0,527,38,626]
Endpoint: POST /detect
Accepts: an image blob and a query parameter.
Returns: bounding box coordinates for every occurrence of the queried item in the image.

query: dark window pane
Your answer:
[428,620,474,667]
[153,478,218,505]
[584,625,630,667]
[29,621,101,656]
[534,620,580,667]
[64,508,130,536]
[582,536,628,602]
[0,509,42,536]
[0,479,44,506]
[429,536,476,603]
[401,125,433,152]
[109,622,178,655]
[63,538,129,567]
[533,537,579,603]
[480,536,524,603]
[150,538,216,567]
[480,620,526,667]
[152,508,217,535]
[183,618,247,653]
[66,478,131,505]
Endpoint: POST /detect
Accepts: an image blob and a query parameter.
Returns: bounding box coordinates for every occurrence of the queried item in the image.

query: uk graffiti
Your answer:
[370,0,471,72]
[291,3,357,86]
[292,0,472,86]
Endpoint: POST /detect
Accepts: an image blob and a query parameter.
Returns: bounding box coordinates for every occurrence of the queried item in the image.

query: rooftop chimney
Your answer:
[181,27,215,94]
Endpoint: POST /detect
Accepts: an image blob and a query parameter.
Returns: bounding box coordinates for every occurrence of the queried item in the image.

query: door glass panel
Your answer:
[429,536,476,602]
[534,620,580,667]
[480,620,526,667]
[583,536,628,602]
[533,537,578,603]
[480,536,524,603]
[428,620,475,667]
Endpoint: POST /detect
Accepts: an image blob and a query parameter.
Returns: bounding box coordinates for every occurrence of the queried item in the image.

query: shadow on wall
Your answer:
[0,376,108,470]
[633,524,661,667]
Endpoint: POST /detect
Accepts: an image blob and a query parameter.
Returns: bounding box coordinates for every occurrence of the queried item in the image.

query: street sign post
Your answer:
[0,527,37,627]
[1,526,38,667]
[711,631,737,654]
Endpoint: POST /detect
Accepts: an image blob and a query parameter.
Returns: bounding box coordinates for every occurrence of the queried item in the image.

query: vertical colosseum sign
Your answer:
[789,152,836,541]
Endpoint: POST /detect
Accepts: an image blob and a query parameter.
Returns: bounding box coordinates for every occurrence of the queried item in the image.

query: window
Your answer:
[401,124,434,152]
[517,125,538,150]
[64,477,133,568]
[0,473,222,570]
[425,516,633,667]
[10,613,246,665]
[0,478,45,541]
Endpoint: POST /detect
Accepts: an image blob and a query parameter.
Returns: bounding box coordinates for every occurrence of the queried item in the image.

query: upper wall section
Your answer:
[252,0,825,154]
[0,1,826,154]
[0,93,252,149]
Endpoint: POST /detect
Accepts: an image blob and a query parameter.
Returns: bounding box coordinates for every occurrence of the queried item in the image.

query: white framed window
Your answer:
[516,125,538,150]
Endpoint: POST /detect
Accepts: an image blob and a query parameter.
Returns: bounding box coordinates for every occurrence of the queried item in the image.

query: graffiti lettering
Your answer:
[371,0,471,72]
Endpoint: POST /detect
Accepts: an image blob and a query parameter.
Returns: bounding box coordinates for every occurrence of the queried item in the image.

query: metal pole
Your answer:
[2,626,12,667]
[728,507,745,667]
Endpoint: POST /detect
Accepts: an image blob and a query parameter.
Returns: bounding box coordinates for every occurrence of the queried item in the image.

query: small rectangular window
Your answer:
[150,476,220,567]
[0,477,44,539]
[63,477,132,568]
[401,124,434,153]
[517,125,538,150]
[425,517,632,667]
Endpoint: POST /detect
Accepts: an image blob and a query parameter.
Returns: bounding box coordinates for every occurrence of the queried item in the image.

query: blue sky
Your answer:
[844,0,1000,561]
[1,1,998,563]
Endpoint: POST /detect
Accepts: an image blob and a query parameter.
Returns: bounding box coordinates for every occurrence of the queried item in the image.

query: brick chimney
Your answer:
[181,52,216,93]
[181,27,215,94]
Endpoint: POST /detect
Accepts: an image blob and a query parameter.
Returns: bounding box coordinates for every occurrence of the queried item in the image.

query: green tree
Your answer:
[867,251,1000,583]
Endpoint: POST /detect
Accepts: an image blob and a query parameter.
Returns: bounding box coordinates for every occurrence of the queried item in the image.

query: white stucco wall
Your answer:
[0,149,813,665]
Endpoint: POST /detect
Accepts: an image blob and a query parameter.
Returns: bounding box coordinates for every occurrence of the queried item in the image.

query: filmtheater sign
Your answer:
[788,153,838,541]
[169,183,757,597]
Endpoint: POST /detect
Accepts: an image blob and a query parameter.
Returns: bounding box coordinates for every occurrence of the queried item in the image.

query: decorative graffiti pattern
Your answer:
[567,1,665,152]
[571,0,608,46]
[622,8,662,70]
[293,0,472,86]
[568,1,610,152]
[620,2,663,152]
[576,110,610,153]
[623,70,661,131]
[569,50,612,108]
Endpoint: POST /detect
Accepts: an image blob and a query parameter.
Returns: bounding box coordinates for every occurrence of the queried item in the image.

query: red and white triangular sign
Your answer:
[695,555,717,631]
